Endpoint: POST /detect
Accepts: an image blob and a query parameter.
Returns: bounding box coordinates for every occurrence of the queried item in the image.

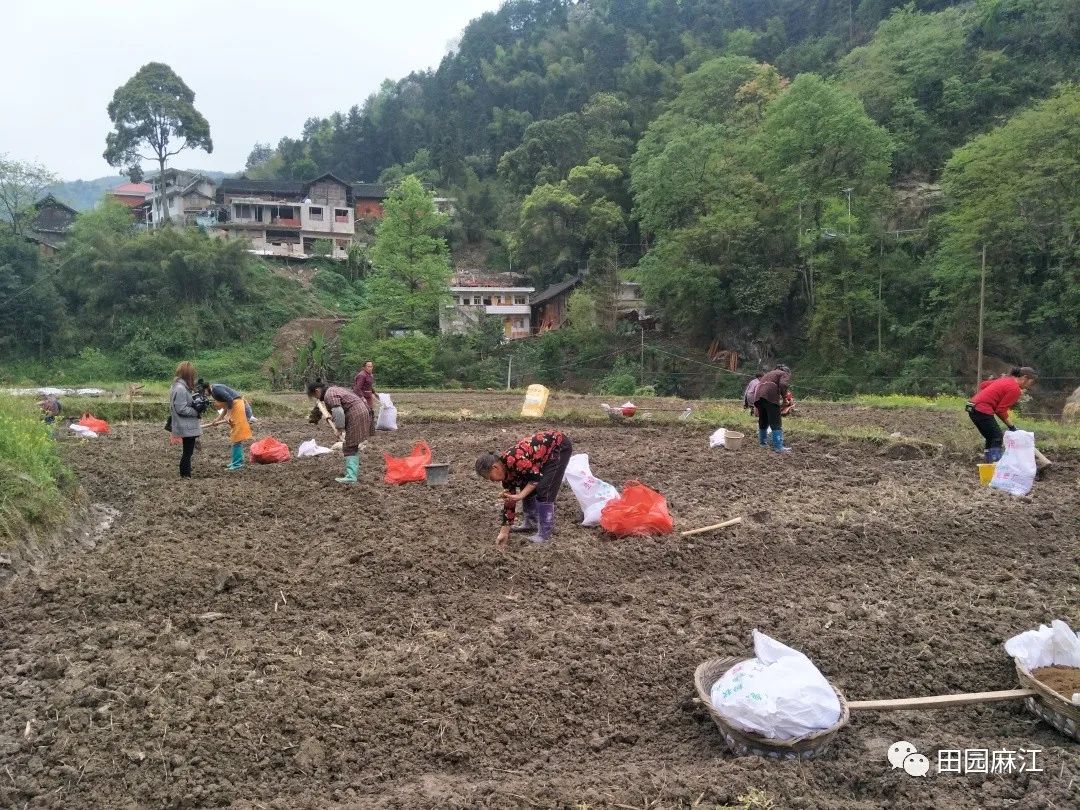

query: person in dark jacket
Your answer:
[170,361,205,477]
[198,380,254,422]
[352,361,377,428]
[475,430,572,548]
[306,380,371,483]
[966,366,1037,462]
[754,364,793,453]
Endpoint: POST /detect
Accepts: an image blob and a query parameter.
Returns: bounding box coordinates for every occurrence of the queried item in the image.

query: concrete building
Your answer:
[441,271,535,340]
[147,170,217,227]
[214,174,388,260]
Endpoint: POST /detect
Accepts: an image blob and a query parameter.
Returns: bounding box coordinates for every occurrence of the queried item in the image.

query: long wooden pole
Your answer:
[976,243,987,386]
[848,688,1034,711]
[680,517,742,537]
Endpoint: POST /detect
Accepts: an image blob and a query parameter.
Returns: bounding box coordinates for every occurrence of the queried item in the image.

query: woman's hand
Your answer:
[496,526,510,550]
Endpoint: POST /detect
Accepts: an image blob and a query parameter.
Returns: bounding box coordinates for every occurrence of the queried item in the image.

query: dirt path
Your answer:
[1,418,1078,808]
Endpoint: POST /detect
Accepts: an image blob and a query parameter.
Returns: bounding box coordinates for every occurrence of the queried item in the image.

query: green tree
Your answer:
[755,74,892,360]
[630,56,793,344]
[0,232,65,357]
[359,175,450,336]
[103,63,213,222]
[566,287,599,333]
[245,142,275,171]
[0,156,61,235]
[367,334,437,387]
[515,158,627,280]
[933,85,1080,375]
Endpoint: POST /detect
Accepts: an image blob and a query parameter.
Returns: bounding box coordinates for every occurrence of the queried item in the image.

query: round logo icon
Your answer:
[888,741,918,769]
[903,752,931,777]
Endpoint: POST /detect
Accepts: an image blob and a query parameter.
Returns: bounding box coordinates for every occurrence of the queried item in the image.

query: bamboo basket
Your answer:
[694,656,850,760]
[1015,662,1080,741]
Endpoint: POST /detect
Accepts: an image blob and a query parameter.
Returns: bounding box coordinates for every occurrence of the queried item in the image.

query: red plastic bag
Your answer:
[383,441,432,484]
[250,436,291,464]
[600,481,674,537]
[78,413,110,434]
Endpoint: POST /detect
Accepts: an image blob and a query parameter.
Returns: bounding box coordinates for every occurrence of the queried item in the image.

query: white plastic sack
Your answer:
[1004,620,1080,671]
[69,424,98,438]
[989,429,1037,496]
[711,630,842,740]
[376,393,398,431]
[709,428,727,448]
[297,439,333,458]
[565,453,619,526]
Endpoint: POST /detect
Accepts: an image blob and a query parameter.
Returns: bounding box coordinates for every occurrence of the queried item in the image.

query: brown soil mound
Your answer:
[1032,666,1080,699]
[2,418,1079,808]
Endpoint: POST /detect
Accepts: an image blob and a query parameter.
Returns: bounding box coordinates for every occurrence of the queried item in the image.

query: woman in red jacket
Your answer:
[966,366,1037,462]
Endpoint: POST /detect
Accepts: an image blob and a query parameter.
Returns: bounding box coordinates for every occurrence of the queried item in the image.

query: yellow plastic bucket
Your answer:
[978,463,996,486]
[520,384,550,418]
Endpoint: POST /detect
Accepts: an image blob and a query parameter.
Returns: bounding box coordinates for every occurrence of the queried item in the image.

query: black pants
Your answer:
[533,438,573,504]
[756,399,781,432]
[180,436,196,477]
[967,405,1003,450]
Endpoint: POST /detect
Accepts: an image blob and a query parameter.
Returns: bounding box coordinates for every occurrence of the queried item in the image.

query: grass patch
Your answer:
[843,393,968,410]
[0,395,72,548]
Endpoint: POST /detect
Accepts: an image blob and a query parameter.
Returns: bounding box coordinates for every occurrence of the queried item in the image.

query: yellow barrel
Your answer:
[520,384,550,418]
[978,463,996,486]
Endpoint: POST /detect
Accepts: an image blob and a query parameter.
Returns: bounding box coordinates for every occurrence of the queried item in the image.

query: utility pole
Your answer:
[976,243,987,386]
[507,355,512,391]
[639,324,645,386]
[843,188,854,235]
[877,239,883,355]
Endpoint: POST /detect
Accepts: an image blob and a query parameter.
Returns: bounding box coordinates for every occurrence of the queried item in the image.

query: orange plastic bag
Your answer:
[383,441,432,484]
[78,413,110,434]
[250,436,291,464]
[600,481,674,537]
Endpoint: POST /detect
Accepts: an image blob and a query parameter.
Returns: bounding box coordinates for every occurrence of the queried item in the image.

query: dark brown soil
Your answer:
[2,415,1079,809]
[1032,667,1080,700]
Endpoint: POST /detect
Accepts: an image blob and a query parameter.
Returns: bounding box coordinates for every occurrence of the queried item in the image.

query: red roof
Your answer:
[110,182,152,196]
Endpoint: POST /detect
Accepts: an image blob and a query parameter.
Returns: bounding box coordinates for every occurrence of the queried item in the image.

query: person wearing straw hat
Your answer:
[754,364,793,453]
[475,430,572,548]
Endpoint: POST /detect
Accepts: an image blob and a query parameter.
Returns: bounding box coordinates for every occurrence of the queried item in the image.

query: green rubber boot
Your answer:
[227,442,244,470]
[336,455,360,484]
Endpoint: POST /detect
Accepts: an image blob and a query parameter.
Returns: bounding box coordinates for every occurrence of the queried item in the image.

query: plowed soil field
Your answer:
[2,414,1079,809]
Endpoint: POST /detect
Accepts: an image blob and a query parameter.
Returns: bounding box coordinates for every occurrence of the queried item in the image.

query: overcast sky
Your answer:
[2,0,505,181]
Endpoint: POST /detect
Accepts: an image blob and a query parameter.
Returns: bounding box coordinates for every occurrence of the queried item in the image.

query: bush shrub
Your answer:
[0,395,70,545]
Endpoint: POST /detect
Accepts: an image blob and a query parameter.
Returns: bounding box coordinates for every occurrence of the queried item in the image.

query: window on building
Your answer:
[336,239,348,249]
[334,208,349,222]
[514,296,526,305]
[513,318,525,329]
[309,206,323,221]
[473,296,481,305]
[483,296,492,306]
[235,203,251,219]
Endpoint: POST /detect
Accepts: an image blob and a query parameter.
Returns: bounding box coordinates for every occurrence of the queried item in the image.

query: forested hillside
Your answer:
[247,0,1078,393]
[3,0,1077,398]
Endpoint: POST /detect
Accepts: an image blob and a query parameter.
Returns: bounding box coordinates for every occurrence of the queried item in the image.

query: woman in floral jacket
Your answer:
[475,430,573,548]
